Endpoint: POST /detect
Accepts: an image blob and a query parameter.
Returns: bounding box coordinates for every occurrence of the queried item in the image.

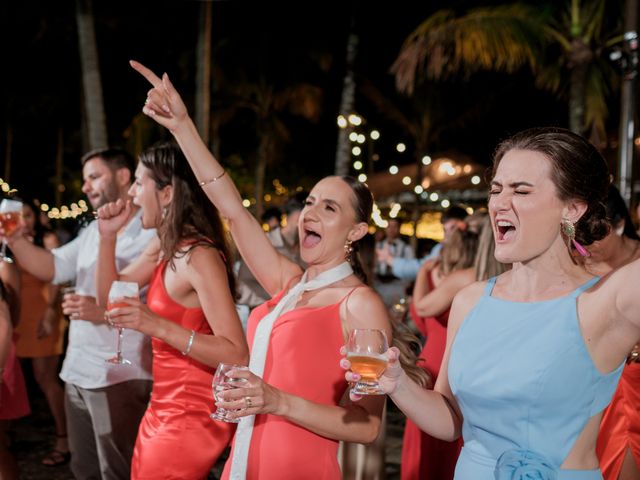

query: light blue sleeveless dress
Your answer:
[449,276,624,480]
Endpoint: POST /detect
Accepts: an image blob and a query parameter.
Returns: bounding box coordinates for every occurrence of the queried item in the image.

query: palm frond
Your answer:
[274,84,323,122]
[535,62,565,94]
[391,4,547,94]
[581,0,606,42]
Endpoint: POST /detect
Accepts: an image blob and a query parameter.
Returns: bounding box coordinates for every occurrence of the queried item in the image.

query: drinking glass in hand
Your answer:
[106,281,139,365]
[211,363,249,423]
[0,199,23,263]
[347,328,389,395]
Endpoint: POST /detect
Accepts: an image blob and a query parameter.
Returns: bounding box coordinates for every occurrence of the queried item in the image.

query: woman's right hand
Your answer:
[97,199,131,238]
[130,60,189,132]
[341,346,406,402]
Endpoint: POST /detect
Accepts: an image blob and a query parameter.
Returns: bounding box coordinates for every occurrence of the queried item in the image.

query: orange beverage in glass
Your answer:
[0,211,22,236]
[347,329,389,395]
[347,354,388,382]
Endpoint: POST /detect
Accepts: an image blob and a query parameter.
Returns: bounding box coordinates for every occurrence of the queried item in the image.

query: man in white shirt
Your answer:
[374,218,415,306]
[5,148,155,480]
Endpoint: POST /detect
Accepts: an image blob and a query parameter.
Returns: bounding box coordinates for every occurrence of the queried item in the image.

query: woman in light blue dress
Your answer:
[347,128,639,480]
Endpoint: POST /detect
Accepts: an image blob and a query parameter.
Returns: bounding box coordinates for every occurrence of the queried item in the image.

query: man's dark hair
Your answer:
[282,191,308,216]
[442,205,468,223]
[81,148,136,177]
[261,207,282,224]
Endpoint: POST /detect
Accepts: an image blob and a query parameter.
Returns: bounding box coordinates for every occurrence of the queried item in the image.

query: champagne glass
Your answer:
[210,363,249,423]
[0,199,23,263]
[106,281,139,365]
[347,329,389,395]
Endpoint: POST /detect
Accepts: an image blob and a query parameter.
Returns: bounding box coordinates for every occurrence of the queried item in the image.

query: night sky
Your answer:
[1,0,621,209]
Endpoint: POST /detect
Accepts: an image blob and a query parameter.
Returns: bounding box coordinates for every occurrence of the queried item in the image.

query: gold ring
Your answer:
[245,396,252,408]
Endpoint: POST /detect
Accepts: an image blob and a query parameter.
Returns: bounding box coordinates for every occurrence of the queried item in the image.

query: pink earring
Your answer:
[561,219,590,257]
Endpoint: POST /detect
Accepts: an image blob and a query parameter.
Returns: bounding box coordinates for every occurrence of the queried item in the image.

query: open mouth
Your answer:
[496,220,516,242]
[302,227,322,248]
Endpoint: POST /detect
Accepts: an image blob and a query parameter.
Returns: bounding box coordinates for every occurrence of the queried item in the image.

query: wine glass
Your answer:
[0,199,23,263]
[347,329,389,395]
[210,363,249,423]
[106,281,139,365]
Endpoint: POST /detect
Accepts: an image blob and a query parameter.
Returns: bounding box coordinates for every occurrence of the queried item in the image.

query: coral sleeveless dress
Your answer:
[221,287,356,480]
[402,271,461,480]
[597,362,640,479]
[449,276,624,479]
[15,267,65,358]
[131,261,235,480]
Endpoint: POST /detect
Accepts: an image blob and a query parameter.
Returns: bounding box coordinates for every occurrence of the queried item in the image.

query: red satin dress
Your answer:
[597,362,640,479]
[401,271,462,480]
[131,261,235,480]
[221,287,357,480]
[0,337,30,420]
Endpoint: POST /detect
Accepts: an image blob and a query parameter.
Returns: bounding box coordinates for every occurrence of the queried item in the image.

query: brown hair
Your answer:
[474,216,509,281]
[492,127,610,246]
[440,229,478,276]
[339,176,430,388]
[340,176,374,284]
[139,142,235,295]
[81,147,136,178]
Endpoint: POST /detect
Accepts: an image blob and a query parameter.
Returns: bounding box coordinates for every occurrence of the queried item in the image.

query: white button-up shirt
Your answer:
[53,209,156,388]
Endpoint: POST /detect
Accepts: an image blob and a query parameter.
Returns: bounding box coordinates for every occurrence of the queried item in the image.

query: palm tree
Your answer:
[392,1,622,140]
[225,77,322,217]
[75,0,108,150]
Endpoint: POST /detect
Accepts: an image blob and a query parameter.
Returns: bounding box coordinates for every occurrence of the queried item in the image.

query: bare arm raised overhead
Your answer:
[130,61,301,297]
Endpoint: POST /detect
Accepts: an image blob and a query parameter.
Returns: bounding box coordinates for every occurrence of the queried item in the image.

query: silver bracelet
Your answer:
[182,330,196,356]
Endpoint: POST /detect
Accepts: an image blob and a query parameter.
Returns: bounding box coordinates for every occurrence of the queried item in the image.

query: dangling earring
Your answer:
[161,206,168,221]
[344,239,353,263]
[561,218,590,257]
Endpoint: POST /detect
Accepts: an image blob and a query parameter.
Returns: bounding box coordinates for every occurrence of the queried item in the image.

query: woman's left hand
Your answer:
[37,306,57,339]
[106,297,158,337]
[215,368,286,420]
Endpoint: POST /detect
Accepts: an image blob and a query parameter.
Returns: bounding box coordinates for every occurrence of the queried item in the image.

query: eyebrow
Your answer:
[307,195,342,210]
[490,181,534,188]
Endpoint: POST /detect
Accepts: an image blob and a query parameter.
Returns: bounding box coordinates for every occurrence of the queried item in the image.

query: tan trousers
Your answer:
[65,380,152,480]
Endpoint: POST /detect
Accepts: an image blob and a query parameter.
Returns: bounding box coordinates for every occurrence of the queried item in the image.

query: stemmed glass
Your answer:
[106,281,139,365]
[211,363,249,423]
[347,328,389,395]
[0,199,23,263]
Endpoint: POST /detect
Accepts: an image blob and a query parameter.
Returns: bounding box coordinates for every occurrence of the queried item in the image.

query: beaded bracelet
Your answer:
[199,170,226,187]
[182,330,196,356]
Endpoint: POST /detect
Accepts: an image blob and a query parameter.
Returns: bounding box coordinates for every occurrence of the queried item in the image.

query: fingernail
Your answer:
[162,104,170,113]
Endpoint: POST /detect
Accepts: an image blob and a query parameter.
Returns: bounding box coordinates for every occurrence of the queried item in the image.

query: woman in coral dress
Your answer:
[132,60,428,480]
[13,199,68,465]
[96,142,248,479]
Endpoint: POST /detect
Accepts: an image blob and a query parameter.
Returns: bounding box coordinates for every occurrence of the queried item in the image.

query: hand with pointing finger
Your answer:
[130,60,189,132]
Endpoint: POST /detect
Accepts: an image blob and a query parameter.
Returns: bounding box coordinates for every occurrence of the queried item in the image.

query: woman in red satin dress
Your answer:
[0,267,30,480]
[96,142,249,479]
[131,60,428,480]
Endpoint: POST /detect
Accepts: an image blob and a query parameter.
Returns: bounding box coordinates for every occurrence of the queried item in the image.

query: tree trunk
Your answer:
[55,127,64,206]
[4,125,12,183]
[254,130,270,219]
[76,0,108,151]
[334,32,358,176]
[195,0,212,147]
[568,61,588,136]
